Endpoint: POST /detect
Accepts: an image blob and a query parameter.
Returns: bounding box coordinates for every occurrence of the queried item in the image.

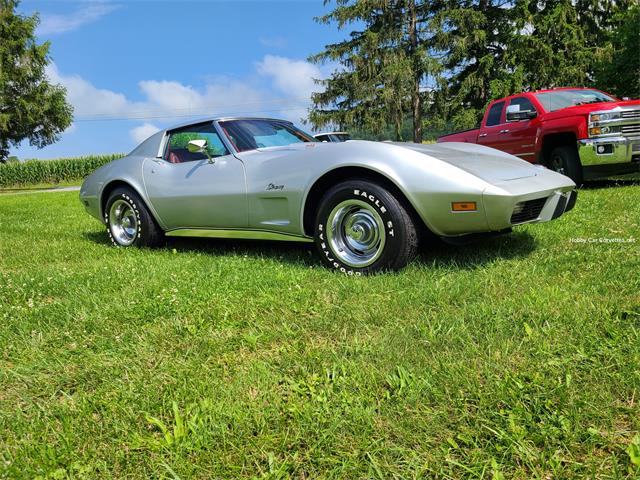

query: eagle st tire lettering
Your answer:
[314,180,418,274]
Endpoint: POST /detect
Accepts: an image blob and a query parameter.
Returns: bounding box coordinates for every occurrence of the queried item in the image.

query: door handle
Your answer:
[479,133,488,138]
[150,158,164,173]
[499,129,510,134]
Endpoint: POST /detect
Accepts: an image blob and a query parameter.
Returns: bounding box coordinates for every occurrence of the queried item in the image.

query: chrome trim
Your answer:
[578,136,640,166]
[212,120,239,155]
[109,199,138,245]
[590,117,640,128]
[621,110,640,119]
[165,228,313,243]
[326,199,386,268]
[588,107,640,138]
[583,106,640,165]
[157,133,169,159]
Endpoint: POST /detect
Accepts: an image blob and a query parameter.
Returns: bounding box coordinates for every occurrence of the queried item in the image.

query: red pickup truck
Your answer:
[438,88,640,183]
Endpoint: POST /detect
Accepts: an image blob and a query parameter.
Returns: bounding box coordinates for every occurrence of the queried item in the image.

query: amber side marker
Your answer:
[452,201,477,212]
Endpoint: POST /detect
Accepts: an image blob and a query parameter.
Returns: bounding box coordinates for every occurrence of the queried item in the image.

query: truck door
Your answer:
[501,96,539,162]
[478,101,507,150]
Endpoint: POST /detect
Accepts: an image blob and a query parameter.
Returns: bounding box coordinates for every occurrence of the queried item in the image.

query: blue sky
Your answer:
[13,0,345,159]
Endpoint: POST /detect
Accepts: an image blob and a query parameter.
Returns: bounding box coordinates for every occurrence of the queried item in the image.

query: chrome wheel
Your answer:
[326,199,386,268]
[109,199,138,246]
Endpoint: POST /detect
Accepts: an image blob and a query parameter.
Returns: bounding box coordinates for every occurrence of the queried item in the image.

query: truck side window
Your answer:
[486,102,505,127]
[510,97,536,113]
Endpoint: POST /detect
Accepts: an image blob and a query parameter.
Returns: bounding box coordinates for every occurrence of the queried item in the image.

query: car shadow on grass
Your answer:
[83,231,318,267]
[581,177,640,190]
[85,229,537,272]
[166,236,318,267]
[415,230,537,270]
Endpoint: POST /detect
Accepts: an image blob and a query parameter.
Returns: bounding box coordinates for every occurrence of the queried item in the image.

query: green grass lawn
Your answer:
[0,181,639,479]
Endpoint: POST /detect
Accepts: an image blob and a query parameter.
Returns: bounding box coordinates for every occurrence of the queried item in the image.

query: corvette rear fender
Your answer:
[99,179,154,223]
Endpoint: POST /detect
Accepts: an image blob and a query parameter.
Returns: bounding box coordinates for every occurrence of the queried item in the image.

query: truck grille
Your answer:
[621,110,640,119]
[621,124,640,134]
[511,197,547,224]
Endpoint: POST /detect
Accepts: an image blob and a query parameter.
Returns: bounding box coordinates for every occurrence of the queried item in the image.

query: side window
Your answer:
[316,134,328,142]
[164,123,228,164]
[485,101,505,127]
[509,97,536,113]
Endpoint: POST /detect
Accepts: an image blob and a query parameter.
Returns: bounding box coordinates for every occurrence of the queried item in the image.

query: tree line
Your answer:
[308,0,640,142]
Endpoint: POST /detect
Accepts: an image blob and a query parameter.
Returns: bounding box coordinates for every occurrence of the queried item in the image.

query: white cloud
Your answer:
[130,123,160,144]
[138,81,201,113]
[256,55,323,100]
[45,55,332,131]
[37,2,119,36]
[46,63,131,117]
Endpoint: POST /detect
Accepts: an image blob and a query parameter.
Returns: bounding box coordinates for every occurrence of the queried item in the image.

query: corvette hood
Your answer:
[393,141,541,183]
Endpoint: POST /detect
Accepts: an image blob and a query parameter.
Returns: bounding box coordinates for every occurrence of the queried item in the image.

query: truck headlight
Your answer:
[589,126,620,136]
[590,112,621,122]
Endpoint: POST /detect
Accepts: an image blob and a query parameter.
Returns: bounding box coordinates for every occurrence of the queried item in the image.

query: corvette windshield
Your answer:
[534,89,616,112]
[219,119,316,152]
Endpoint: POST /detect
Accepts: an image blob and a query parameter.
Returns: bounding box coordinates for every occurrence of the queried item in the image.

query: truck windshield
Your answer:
[534,89,616,112]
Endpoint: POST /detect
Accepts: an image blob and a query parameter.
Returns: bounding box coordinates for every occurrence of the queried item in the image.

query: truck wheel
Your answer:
[549,146,583,185]
[104,187,164,247]
[314,180,419,274]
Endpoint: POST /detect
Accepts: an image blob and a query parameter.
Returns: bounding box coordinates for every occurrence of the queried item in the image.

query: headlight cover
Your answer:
[589,125,621,136]
[590,111,621,122]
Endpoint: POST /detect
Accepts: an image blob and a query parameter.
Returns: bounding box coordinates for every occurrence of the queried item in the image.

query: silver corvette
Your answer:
[80,117,577,274]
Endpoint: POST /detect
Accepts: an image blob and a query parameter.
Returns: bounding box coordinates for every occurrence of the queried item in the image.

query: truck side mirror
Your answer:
[506,105,537,122]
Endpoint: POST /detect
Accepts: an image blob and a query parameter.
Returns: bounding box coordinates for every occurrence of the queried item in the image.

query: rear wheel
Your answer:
[548,146,583,185]
[104,187,163,247]
[314,180,419,274]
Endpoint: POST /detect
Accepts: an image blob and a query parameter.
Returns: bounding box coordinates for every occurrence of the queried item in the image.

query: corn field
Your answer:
[0,154,124,188]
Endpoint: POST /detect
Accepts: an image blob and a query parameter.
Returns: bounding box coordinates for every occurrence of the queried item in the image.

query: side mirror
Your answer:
[506,104,537,122]
[187,139,214,164]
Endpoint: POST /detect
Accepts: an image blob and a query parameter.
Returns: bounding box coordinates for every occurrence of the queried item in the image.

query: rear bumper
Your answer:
[578,136,640,166]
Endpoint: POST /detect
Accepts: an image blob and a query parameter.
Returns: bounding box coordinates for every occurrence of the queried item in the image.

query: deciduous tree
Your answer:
[0,0,72,161]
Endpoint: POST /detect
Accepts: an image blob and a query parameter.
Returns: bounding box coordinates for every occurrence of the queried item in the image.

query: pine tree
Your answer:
[587,2,640,98]
[432,0,521,130]
[513,0,594,90]
[309,0,439,142]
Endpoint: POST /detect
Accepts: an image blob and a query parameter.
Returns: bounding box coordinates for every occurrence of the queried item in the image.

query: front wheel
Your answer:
[314,180,419,274]
[104,187,163,247]
[548,146,583,185]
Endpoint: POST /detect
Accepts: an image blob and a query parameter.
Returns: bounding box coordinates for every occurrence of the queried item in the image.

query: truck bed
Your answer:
[437,128,479,143]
